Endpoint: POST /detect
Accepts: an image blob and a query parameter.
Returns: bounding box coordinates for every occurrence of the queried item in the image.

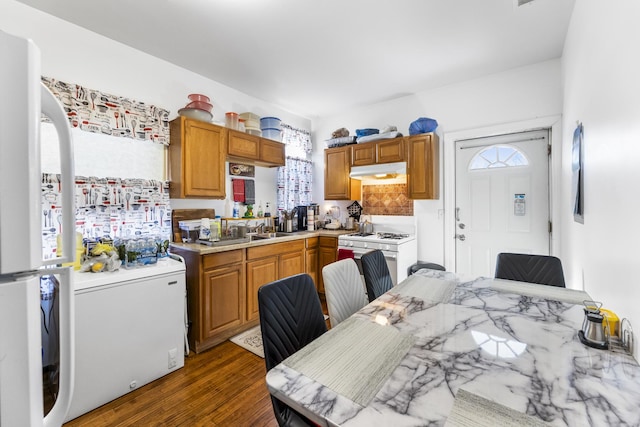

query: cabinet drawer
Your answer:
[203,249,244,270]
[247,240,305,260]
[306,237,319,249]
[319,236,338,248]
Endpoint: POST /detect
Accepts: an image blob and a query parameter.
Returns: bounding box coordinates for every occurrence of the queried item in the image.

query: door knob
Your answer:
[458,223,465,229]
[455,234,466,241]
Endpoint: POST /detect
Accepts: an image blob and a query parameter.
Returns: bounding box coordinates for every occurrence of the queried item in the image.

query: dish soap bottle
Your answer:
[264,202,271,217]
[257,202,263,218]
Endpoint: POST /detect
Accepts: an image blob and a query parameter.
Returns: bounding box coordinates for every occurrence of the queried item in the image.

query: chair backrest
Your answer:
[258,273,328,372]
[322,259,368,328]
[361,249,393,302]
[495,252,566,288]
[258,273,324,426]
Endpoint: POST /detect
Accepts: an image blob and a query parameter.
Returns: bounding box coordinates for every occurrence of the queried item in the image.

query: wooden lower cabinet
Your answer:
[317,237,338,293]
[202,263,244,339]
[246,256,278,322]
[305,237,319,290]
[173,236,335,353]
[245,240,306,322]
[171,247,247,354]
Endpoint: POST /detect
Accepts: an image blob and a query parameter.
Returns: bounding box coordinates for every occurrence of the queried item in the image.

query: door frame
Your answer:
[443,115,562,273]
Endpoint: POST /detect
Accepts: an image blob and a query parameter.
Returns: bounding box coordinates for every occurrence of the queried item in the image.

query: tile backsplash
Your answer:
[362,183,413,216]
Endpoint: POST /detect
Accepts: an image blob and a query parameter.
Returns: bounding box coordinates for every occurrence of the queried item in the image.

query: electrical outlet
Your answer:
[168,348,177,369]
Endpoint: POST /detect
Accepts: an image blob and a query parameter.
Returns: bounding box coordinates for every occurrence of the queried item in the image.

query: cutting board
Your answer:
[171,209,215,242]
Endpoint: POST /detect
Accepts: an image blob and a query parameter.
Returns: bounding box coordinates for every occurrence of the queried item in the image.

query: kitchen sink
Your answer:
[249,232,289,241]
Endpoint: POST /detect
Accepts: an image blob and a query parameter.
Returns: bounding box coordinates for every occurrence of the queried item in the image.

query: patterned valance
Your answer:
[41,77,170,145]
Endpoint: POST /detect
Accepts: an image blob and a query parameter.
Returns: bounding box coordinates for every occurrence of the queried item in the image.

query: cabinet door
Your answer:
[407,134,439,199]
[280,251,305,279]
[324,146,361,200]
[351,143,375,166]
[169,117,226,199]
[318,243,338,293]
[306,247,319,291]
[260,139,286,166]
[202,263,244,339]
[377,139,405,163]
[246,256,278,322]
[228,130,260,160]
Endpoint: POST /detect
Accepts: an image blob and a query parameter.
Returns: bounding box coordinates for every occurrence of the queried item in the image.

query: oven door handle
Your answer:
[347,249,397,261]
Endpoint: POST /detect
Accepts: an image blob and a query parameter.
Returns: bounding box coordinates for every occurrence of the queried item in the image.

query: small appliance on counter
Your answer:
[579,300,610,349]
[178,219,201,243]
[297,205,308,231]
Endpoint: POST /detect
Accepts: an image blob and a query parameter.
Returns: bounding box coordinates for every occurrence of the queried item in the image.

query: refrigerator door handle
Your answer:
[41,83,75,266]
[39,80,76,427]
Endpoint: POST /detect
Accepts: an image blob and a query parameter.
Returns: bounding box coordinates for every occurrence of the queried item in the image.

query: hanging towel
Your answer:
[244,179,255,205]
[338,249,354,260]
[232,179,245,202]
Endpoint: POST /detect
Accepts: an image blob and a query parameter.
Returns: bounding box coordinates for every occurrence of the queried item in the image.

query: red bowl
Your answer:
[188,93,210,103]
[185,100,213,112]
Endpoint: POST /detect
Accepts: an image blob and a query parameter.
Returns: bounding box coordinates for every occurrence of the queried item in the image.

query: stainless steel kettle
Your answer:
[579,300,609,349]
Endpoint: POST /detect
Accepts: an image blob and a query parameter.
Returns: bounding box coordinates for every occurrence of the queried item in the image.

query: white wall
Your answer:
[313,60,563,265]
[1,0,311,216]
[561,0,640,356]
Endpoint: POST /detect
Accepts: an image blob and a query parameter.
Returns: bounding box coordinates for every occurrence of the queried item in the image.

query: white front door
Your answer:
[454,129,550,278]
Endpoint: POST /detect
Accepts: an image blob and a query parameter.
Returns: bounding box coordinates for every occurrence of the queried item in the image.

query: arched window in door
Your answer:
[469,145,529,170]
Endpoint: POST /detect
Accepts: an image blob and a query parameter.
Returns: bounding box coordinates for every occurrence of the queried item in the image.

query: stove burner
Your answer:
[376,232,410,240]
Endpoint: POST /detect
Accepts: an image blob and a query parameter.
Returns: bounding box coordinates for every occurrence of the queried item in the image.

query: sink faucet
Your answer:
[256,223,265,234]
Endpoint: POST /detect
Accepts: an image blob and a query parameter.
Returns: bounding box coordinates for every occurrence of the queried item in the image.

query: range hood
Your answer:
[349,161,406,180]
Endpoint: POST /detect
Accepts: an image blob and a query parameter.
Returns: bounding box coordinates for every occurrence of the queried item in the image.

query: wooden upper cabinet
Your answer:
[324,146,361,201]
[260,139,286,166]
[228,130,260,160]
[351,143,375,166]
[377,139,405,163]
[350,138,405,166]
[406,133,439,199]
[169,117,226,199]
[227,130,285,167]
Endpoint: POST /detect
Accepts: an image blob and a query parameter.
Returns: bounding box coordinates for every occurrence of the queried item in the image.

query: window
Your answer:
[469,145,529,170]
[277,124,313,211]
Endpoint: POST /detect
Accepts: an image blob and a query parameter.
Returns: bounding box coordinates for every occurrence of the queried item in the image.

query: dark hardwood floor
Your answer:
[64,341,278,427]
[63,295,329,427]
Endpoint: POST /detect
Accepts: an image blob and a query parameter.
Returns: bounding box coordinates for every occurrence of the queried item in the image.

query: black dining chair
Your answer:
[361,249,394,302]
[258,273,327,427]
[495,252,566,288]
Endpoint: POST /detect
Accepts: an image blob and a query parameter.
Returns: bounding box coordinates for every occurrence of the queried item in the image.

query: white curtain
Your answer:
[277,124,313,211]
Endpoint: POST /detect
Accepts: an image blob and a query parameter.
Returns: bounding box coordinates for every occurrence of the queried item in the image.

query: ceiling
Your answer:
[17,0,575,119]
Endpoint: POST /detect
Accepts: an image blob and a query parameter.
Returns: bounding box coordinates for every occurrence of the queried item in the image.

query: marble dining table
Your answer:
[265,269,640,426]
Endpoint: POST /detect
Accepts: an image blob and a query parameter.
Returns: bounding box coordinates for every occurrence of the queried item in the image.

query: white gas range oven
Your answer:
[338,216,417,286]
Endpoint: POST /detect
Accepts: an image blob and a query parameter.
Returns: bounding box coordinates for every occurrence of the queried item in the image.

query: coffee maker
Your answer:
[296,205,308,231]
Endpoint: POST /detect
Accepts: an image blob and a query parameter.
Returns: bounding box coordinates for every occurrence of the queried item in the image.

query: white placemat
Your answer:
[445,389,548,427]
[284,317,414,406]
[395,274,457,303]
[489,279,591,304]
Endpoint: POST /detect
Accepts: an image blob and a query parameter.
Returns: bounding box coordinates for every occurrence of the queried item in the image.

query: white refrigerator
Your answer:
[0,30,76,426]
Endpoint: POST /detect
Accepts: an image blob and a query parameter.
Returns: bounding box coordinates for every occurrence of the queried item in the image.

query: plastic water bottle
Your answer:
[125,239,138,268]
[233,202,240,218]
[147,237,158,264]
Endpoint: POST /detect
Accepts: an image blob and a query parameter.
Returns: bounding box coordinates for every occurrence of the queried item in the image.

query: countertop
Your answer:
[169,229,352,255]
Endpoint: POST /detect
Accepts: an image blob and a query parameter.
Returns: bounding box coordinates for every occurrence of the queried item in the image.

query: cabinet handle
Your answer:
[168,280,178,285]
